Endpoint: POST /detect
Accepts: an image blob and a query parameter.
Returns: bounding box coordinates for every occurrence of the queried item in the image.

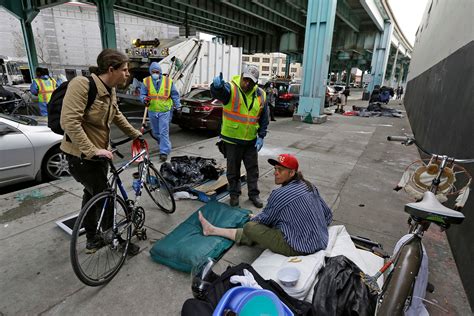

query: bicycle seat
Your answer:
[405,191,464,225]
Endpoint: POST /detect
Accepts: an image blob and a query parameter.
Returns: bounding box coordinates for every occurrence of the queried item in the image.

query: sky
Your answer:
[387,0,430,46]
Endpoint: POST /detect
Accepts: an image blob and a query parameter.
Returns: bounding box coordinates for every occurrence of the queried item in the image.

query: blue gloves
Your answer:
[213,72,224,89]
[255,137,264,152]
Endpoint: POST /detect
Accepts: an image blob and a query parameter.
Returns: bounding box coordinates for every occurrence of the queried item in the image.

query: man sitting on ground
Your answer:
[199,154,333,256]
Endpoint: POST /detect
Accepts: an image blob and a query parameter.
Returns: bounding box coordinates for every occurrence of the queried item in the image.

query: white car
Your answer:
[0,113,69,189]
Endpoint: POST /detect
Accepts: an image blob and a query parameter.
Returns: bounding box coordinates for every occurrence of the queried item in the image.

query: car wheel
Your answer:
[42,147,70,180]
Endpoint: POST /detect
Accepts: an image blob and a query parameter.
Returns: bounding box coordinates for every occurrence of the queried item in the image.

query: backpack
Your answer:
[47,76,97,135]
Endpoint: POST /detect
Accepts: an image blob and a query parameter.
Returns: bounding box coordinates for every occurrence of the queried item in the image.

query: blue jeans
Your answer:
[148,110,172,155]
[39,102,48,116]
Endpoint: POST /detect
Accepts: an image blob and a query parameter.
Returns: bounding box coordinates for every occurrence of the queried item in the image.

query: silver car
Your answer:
[0,113,69,189]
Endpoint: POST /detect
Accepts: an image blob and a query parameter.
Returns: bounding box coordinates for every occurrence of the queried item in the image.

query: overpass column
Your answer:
[368,21,393,92]
[389,44,400,87]
[92,0,117,49]
[294,0,337,124]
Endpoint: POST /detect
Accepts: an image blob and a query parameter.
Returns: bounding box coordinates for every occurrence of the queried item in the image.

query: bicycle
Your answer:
[362,136,473,315]
[70,129,176,286]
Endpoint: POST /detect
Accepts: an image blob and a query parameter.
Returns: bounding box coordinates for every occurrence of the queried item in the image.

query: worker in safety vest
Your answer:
[210,65,269,208]
[140,62,181,162]
[30,67,57,116]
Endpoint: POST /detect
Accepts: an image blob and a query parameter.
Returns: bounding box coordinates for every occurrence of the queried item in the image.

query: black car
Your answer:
[264,80,300,116]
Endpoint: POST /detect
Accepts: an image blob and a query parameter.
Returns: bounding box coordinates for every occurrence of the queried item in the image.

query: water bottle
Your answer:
[132,172,141,194]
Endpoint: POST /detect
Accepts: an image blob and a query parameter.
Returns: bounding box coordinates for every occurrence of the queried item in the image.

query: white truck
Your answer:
[118,37,242,105]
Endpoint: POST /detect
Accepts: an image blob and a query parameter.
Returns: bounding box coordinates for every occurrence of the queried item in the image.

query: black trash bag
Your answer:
[182,262,314,316]
[312,255,377,316]
[160,155,223,190]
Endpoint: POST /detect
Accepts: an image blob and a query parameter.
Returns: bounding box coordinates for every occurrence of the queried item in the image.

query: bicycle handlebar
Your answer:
[387,135,474,163]
[109,128,152,159]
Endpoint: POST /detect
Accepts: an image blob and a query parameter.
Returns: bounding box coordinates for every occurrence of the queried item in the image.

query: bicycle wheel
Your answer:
[70,191,131,286]
[143,163,176,214]
[376,237,423,315]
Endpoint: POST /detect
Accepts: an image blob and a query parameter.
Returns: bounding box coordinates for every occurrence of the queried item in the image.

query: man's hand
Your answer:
[255,137,264,152]
[95,149,113,160]
[212,72,224,89]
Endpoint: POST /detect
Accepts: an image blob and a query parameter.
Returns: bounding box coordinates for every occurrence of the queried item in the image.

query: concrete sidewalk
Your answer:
[0,99,471,315]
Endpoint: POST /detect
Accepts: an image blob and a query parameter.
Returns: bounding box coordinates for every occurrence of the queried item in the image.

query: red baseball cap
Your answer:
[268,154,299,171]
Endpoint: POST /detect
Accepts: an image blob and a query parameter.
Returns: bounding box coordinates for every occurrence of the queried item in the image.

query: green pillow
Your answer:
[150,201,251,272]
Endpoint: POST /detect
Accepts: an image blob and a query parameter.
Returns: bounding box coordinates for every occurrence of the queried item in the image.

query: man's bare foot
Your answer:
[198,211,215,236]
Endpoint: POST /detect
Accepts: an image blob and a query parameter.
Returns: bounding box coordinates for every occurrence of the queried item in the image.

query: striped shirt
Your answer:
[251,180,333,254]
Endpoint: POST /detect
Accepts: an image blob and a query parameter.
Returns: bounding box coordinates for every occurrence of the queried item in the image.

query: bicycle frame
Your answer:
[93,148,149,239]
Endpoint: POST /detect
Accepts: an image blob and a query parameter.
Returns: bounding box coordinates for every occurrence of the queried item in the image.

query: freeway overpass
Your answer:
[0,0,412,122]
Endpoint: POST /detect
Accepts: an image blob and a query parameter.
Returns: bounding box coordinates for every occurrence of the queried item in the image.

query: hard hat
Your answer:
[131,138,149,163]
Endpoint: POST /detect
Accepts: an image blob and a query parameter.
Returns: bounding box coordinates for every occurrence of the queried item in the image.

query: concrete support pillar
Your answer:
[285,56,291,78]
[93,0,117,49]
[368,21,393,93]
[389,44,400,86]
[294,0,337,124]
[345,65,352,86]
[20,19,39,80]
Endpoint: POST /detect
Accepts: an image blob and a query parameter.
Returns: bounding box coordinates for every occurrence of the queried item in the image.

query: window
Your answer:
[281,67,286,72]
[262,58,270,63]
[262,66,269,71]
[242,56,250,62]
[289,85,300,94]
[291,68,297,73]
[261,73,269,76]
[252,57,260,62]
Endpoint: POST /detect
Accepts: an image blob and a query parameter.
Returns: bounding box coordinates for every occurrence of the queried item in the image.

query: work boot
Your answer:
[229,195,239,207]
[159,154,168,162]
[85,235,105,254]
[249,196,263,208]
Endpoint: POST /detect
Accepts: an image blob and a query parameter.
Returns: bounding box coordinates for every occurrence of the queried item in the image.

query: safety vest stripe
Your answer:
[146,76,171,98]
[231,83,240,112]
[223,110,258,124]
[223,108,259,119]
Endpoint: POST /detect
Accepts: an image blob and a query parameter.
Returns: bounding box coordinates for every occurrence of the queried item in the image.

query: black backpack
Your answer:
[47,76,97,135]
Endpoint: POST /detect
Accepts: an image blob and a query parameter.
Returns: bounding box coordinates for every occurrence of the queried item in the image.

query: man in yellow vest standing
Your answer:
[210,65,269,208]
[140,62,181,162]
[30,67,57,116]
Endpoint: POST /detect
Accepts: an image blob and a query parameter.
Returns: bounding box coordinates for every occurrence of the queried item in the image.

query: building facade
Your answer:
[0,2,178,77]
[242,52,302,83]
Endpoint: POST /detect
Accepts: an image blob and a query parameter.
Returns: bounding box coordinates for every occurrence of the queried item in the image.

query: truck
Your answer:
[118,37,242,106]
[0,55,27,86]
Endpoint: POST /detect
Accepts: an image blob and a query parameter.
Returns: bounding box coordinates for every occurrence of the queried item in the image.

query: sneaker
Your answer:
[159,154,168,162]
[85,235,105,254]
[229,195,239,207]
[249,196,263,208]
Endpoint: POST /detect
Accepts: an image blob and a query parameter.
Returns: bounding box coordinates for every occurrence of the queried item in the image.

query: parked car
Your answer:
[325,86,340,107]
[264,80,300,116]
[0,113,69,188]
[172,88,223,132]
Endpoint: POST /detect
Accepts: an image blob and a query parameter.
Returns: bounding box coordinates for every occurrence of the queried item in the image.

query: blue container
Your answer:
[212,286,293,316]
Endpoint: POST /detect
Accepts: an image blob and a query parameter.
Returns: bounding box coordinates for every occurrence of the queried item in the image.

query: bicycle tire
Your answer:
[376,236,423,315]
[143,163,176,214]
[70,191,131,286]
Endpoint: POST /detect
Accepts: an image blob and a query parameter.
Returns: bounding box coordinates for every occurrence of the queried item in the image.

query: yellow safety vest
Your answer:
[221,75,266,141]
[143,75,173,112]
[34,78,56,103]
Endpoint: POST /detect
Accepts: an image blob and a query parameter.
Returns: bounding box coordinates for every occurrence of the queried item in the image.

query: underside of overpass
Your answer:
[2,0,409,76]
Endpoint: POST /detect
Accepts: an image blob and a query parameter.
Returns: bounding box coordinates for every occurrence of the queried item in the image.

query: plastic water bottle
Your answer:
[132,179,141,194]
[132,172,141,194]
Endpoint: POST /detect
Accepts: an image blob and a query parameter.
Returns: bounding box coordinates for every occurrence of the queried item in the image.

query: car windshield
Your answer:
[184,89,213,100]
[0,113,38,125]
